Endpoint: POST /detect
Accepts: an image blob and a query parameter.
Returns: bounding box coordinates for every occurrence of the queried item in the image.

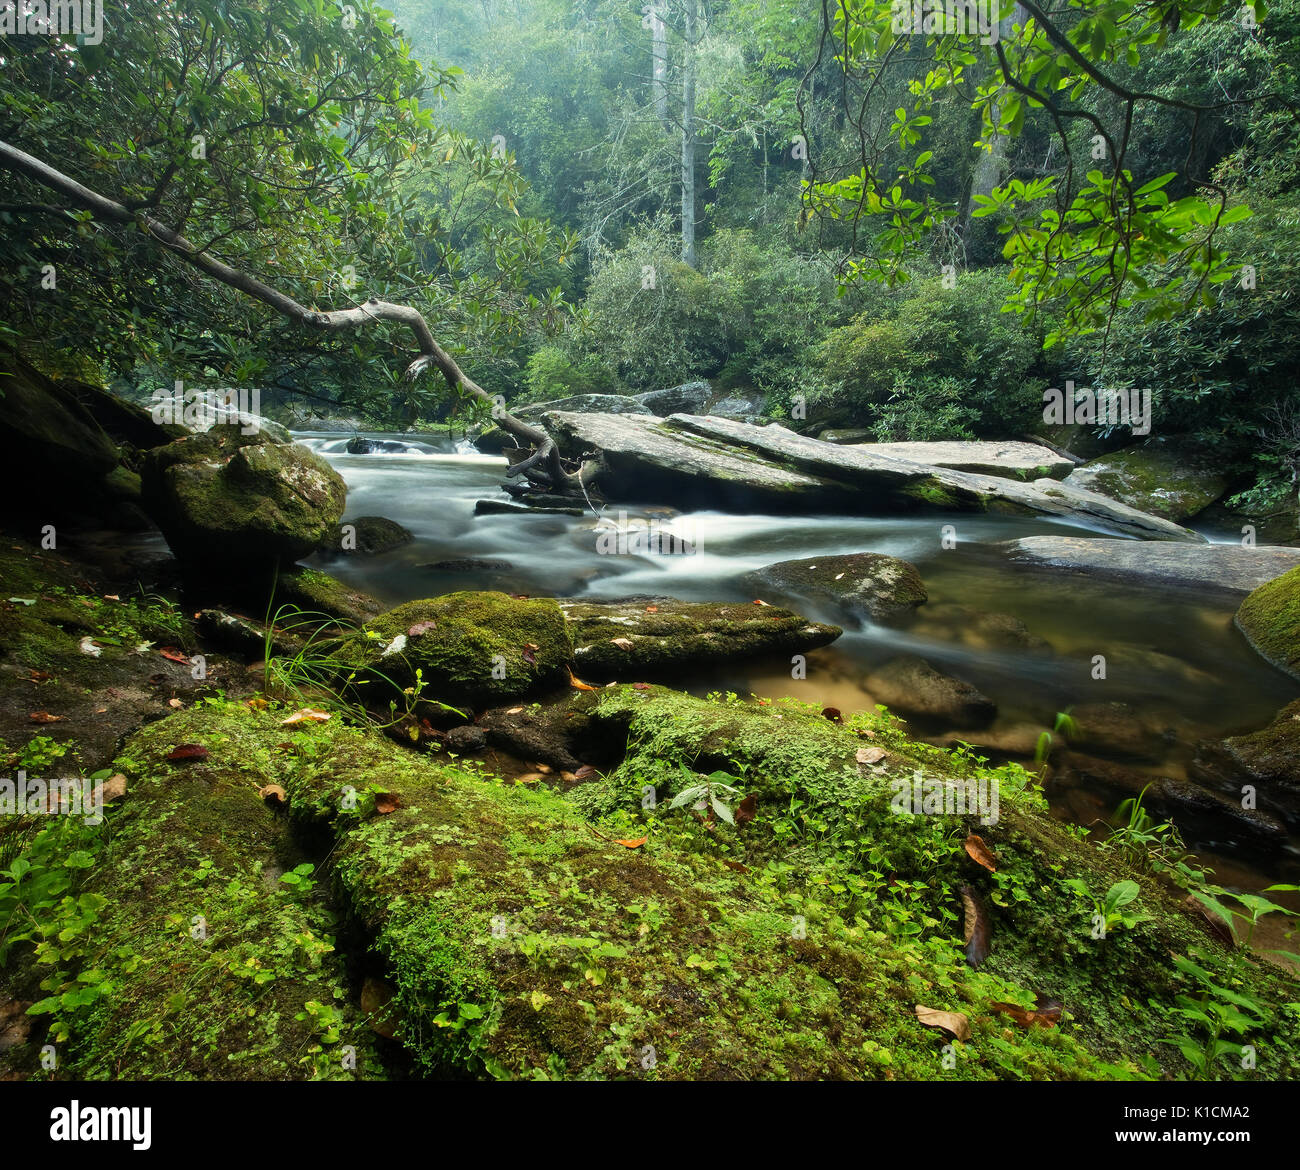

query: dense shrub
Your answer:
[810,270,1051,437]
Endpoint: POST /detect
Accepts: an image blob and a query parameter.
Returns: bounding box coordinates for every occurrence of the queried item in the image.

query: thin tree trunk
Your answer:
[680,0,698,268]
[651,3,669,123]
[0,138,597,496]
[964,5,1025,233]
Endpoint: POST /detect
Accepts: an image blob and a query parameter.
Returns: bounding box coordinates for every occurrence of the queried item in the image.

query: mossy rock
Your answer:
[26,713,384,1080]
[1235,564,1300,680]
[1191,698,1300,828]
[141,426,346,574]
[318,516,414,558]
[272,568,386,627]
[743,552,927,625]
[559,598,841,677]
[16,692,1300,1081]
[332,592,571,706]
[1064,439,1231,522]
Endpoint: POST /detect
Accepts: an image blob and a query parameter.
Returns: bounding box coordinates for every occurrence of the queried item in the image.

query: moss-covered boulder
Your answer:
[140,426,346,575]
[1064,438,1231,522]
[559,598,841,678]
[12,687,1300,1081]
[317,516,413,558]
[743,552,927,625]
[10,712,384,1080]
[333,593,571,706]
[0,351,124,529]
[1191,698,1300,828]
[1235,564,1300,680]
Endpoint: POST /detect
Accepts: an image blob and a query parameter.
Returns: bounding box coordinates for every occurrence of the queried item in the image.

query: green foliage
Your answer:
[812,271,1049,433]
[814,0,1276,340]
[522,345,620,403]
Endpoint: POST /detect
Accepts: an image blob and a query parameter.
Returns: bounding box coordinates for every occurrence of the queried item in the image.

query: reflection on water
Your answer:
[296,432,1300,891]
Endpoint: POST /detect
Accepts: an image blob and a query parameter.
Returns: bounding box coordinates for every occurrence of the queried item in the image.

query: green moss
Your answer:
[1235,564,1300,679]
[273,568,385,626]
[12,685,1298,1082]
[27,704,384,1080]
[332,592,572,706]
[561,599,840,676]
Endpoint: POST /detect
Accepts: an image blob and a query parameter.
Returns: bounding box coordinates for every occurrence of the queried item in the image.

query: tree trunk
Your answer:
[963,5,1025,234]
[680,0,699,268]
[0,138,599,498]
[651,3,669,124]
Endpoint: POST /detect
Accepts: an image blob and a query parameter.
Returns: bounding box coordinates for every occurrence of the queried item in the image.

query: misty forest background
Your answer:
[2,0,1299,514]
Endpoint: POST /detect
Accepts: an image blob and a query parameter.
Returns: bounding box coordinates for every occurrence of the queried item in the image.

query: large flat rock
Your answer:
[1000,536,1300,595]
[546,411,1202,538]
[662,415,1204,541]
[545,411,847,510]
[846,440,1073,479]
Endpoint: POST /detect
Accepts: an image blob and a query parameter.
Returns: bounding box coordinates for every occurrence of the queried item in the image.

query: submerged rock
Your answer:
[318,515,413,558]
[1235,564,1300,680]
[559,597,841,677]
[1059,753,1286,848]
[1067,701,1179,764]
[864,656,997,728]
[743,552,927,625]
[1003,537,1300,596]
[141,426,346,575]
[1191,699,1300,828]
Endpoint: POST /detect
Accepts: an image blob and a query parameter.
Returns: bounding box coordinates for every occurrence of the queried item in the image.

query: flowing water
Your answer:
[296,432,1300,899]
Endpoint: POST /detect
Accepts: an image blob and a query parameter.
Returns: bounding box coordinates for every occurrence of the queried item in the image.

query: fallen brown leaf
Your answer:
[856,745,886,765]
[610,637,634,651]
[631,682,652,691]
[96,774,127,803]
[614,837,647,848]
[166,744,209,762]
[914,1004,970,1042]
[567,667,597,691]
[407,620,437,637]
[281,708,331,725]
[644,605,659,613]
[505,706,524,715]
[963,833,998,873]
[722,859,750,873]
[735,793,757,826]
[572,764,597,781]
[29,711,63,723]
[167,698,183,708]
[990,996,1063,1029]
[374,792,401,814]
[259,784,288,806]
[158,647,190,664]
[961,883,991,969]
